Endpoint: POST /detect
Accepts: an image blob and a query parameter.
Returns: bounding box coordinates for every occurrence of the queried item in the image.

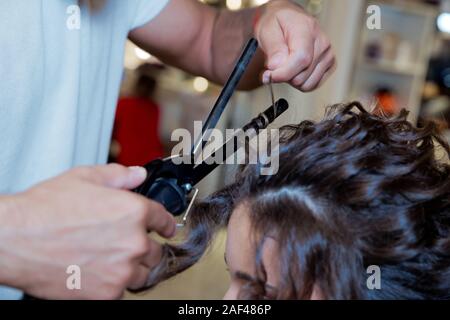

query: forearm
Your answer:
[130,0,265,90]
[210,7,266,90]
[0,196,25,289]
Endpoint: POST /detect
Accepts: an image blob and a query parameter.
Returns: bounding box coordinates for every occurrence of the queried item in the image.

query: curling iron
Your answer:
[134,38,289,217]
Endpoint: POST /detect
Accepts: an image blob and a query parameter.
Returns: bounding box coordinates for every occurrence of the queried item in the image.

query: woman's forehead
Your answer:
[225,205,281,285]
[225,205,255,273]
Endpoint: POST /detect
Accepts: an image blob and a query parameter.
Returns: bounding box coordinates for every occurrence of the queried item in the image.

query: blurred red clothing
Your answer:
[113,97,164,166]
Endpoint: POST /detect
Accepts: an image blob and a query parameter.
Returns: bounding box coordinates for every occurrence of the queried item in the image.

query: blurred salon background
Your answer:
[114,0,450,299]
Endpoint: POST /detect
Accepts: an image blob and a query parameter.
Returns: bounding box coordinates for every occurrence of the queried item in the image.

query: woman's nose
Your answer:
[223,286,238,300]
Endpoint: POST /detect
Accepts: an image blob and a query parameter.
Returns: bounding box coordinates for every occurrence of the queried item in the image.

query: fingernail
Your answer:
[167,219,178,238]
[170,226,177,238]
[262,71,271,84]
[129,166,147,180]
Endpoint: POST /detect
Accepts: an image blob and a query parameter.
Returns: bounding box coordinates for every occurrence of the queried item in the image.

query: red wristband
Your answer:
[252,7,262,35]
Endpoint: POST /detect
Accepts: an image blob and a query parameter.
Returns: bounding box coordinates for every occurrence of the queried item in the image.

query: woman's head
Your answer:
[147,102,450,299]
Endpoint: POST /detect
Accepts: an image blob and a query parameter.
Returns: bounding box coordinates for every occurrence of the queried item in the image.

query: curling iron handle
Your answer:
[145,178,188,216]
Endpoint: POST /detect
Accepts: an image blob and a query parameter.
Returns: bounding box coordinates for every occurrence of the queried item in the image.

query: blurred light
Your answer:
[134,47,151,60]
[251,0,269,5]
[437,12,450,34]
[193,77,209,93]
[226,0,242,11]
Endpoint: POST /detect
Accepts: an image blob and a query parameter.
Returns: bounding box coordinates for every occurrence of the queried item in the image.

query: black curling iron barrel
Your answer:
[134,98,289,216]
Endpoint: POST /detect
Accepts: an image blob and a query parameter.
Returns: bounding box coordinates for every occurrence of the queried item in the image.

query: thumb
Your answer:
[85,164,148,190]
[260,34,289,83]
[267,48,289,71]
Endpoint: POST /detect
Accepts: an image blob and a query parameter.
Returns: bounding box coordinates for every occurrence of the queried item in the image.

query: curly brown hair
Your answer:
[144,102,450,299]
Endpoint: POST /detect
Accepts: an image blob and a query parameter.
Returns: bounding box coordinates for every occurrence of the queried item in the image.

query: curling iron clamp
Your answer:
[134,38,289,222]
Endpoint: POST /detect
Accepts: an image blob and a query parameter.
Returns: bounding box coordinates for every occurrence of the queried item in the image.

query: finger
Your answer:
[289,38,331,88]
[145,200,177,238]
[316,63,336,89]
[258,21,290,81]
[298,51,336,92]
[313,56,337,90]
[79,164,147,189]
[269,28,315,83]
[141,239,163,270]
[127,265,150,290]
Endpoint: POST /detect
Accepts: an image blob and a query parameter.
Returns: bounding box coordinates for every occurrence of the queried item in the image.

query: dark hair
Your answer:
[133,63,159,99]
[146,102,450,299]
[134,74,156,99]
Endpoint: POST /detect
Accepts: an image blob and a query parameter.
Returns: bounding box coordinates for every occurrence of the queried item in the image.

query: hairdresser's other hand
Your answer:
[0,164,176,299]
[255,0,336,92]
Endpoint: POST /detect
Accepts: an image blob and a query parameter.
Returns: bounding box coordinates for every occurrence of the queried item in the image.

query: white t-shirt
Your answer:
[0,0,169,300]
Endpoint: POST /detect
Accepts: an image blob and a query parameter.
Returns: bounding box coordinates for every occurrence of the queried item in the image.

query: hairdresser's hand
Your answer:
[255,0,336,92]
[0,164,176,299]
